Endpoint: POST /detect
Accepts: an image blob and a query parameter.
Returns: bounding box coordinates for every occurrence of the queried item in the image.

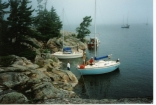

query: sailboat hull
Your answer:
[51,52,83,59]
[121,24,130,28]
[77,61,120,75]
[88,44,98,48]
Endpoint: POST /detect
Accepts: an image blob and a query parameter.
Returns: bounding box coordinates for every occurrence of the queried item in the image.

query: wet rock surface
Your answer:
[0,55,78,104]
[36,97,153,104]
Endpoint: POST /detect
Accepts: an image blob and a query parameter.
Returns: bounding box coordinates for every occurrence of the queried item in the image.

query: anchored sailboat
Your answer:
[77,0,120,75]
[52,9,83,59]
[87,37,100,49]
[121,15,130,28]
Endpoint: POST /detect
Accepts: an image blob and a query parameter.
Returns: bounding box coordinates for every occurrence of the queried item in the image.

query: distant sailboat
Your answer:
[121,15,130,28]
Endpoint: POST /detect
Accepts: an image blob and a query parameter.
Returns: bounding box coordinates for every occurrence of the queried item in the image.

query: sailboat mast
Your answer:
[62,9,64,51]
[123,15,124,25]
[94,0,97,57]
[127,12,129,24]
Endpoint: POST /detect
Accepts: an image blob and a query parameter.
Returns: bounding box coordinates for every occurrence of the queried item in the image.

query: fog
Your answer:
[1,0,153,25]
[31,0,153,25]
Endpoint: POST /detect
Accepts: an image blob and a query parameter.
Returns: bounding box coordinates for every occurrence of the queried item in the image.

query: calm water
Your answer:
[61,24,153,99]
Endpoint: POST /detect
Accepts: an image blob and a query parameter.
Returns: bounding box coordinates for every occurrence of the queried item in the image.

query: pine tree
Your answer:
[34,6,62,42]
[0,0,10,55]
[0,0,9,21]
[76,16,92,42]
[50,6,62,38]
[5,0,37,59]
[0,0,9,37]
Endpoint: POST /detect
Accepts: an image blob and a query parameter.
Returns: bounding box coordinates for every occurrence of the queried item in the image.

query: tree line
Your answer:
[0,0,92,60]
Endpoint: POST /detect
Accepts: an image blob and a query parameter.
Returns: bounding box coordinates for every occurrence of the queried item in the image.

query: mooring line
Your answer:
[79,71,90,99]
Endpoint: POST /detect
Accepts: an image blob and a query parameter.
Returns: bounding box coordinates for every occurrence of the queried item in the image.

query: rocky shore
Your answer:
[36,97,153,104]
[0,55,79,104]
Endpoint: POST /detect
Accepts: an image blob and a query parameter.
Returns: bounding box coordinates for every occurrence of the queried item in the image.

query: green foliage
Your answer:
[0,0,38,60]
[0,0,9,48]
[7,0,34,41]
[0,55,15,67]
[71,33,76,37]
[34,6,62,42]
[18,48,36,60]
[76,16,92,42]
[44,49,51,53]
[0,0,9,20]
[0,0,62,61]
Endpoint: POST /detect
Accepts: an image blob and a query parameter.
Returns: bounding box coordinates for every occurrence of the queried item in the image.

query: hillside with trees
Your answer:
[0,0,63,60]
[0,0,91,60]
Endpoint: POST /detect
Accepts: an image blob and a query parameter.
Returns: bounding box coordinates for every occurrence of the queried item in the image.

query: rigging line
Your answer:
[97,3,105,23]
[62,9,64,50]
[79,71,91,99]
[94,0,97,57]
[64,10,73,33]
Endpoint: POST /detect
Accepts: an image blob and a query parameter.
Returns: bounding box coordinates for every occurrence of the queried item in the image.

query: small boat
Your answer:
[87,37,100,49]
[51,9,83,59]
[77,0,120,75]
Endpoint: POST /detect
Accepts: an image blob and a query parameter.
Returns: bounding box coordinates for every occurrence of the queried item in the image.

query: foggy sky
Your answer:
[1,0,153,25]
[31,0,153,25]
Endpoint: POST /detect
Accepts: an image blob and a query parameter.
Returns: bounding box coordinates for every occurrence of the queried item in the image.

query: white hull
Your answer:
[77,60,120,75]
[52,51,83,59]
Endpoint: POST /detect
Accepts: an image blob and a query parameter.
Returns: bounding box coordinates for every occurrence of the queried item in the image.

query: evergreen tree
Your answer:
[0,0,10,55]
[0,0,9,21]
[34,6,62,42]
[50,7,62,38]
[0,0,9,36]
[4,0,37,59]
[76,16,92,42]
[0,0,9,38]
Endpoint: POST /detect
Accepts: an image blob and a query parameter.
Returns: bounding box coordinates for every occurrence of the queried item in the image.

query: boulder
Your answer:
[47,34,87,53]
[0,72,29,90]
[0,91,28,104]
[11,55,39,70]
[31,82,59,100]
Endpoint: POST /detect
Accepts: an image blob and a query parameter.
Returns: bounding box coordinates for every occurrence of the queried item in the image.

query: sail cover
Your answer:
[63,47,72,53]
[94,55,108,60]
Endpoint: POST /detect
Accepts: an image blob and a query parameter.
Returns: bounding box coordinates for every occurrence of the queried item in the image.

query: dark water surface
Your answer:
[60,24,153,99]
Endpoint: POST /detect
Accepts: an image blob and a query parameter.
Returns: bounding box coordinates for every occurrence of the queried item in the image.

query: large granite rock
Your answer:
[47,35,87,53]
[0,55,78,103]
[0,91,28,104]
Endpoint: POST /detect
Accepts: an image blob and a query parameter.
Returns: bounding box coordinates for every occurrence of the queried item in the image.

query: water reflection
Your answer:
[75,69,120,99]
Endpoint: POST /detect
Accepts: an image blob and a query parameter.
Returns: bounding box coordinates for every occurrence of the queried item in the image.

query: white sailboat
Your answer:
[52,9,83,59]
[77,0,120,75]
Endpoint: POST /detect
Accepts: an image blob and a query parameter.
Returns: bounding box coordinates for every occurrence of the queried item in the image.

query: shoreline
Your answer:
[36,97,153,104]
